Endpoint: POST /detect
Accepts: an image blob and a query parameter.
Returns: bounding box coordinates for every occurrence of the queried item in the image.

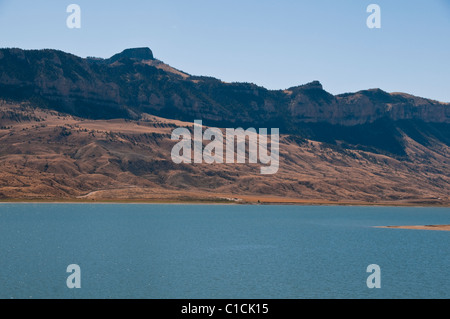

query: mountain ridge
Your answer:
[0,47,448,123]
[0,47,449,203]
[1,47,449,156]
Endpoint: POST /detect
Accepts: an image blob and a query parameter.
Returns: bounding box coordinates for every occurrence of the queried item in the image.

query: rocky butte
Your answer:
[0,47,448,204]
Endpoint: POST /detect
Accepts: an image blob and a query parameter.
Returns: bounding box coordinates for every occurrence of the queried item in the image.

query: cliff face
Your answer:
[0,47,449,156]
[0,48,449,203]
[286,83,449,126]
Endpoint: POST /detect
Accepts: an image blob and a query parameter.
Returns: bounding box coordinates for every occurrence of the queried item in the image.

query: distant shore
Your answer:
[0,196,449,207]
[377,225,450,231]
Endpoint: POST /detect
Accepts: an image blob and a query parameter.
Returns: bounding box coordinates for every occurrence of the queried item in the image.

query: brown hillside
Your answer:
[0,101,448,205]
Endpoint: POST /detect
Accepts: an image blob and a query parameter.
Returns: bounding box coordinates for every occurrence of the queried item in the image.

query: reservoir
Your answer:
[0,204,448,299]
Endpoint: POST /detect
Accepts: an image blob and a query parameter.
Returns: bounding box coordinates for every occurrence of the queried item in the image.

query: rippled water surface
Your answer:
[0,204,449,299]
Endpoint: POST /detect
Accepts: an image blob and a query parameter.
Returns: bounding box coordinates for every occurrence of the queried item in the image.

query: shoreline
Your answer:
[0,197,449,207]
[377,225,450,231]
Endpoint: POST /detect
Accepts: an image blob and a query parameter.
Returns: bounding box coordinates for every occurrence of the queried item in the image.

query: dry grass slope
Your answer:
[0,101,449,205]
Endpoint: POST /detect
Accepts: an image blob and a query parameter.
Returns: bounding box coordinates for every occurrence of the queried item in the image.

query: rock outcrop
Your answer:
[0,47,449,156]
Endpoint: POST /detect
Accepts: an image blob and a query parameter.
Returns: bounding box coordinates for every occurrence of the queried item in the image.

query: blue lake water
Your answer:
[0,204,449,299]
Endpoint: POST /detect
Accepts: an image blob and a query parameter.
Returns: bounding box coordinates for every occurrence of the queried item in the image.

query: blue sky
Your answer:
[1,0,449,102]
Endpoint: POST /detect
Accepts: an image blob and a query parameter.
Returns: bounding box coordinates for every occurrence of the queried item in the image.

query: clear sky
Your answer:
[0,0,449,102]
